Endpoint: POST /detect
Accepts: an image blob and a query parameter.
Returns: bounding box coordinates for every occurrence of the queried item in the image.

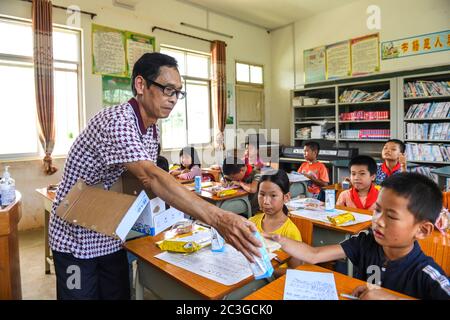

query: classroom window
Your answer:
[236,62,264,85]
[160,46,211,149]
[0,18,82,159]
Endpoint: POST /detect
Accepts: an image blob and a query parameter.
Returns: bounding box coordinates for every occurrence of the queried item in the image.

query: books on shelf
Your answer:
[406,143,450,162]
[340,129,390,140]
[338,89,390,103]
[404,80,450,97]
[409,166,439,184]
[405,102,450,119]
[340,110,389,121]
[406,123,450,141]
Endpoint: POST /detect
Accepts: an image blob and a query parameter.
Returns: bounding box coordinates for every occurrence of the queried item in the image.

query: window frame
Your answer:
[0,16,84,161]
[235,60,264,87]
[159,45,212,151]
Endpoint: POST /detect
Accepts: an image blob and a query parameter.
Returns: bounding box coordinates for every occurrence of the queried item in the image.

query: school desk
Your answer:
[431,166,450,190]
[185,182,252,218]
[36,187,55,275]
[0,191,22,299]
[288,205,373,277]
[123,234,289,300]
[201,167,222,182]
[244,264,413,300]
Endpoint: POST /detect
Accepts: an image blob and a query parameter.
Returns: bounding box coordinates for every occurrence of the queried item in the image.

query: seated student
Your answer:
[222,156,261,213]
[297,141,329,198]
[336,155,379,211]
[156,144,169,172]
[169,146,201,180]
[244,141,265,170]
[250,170,302,276]
[265,172,450,300]
[375,139,407,185]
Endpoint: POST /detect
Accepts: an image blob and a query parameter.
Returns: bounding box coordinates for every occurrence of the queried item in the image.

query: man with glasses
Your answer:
[49,52,261,300]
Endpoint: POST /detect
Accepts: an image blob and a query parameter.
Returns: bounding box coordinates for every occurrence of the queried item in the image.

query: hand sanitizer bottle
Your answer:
[0,166,16,207]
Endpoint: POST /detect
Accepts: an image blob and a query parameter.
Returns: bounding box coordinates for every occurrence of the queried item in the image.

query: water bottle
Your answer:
[342,180,350,190]
[0,166,16,207]
[194,176,202,194]
[325,189,335,211]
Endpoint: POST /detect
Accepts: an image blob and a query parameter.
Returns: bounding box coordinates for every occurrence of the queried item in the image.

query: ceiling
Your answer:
[177,0,361,30]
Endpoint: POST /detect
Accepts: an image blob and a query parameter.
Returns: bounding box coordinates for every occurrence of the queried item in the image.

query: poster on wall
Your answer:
[326,40,351,79]
[351,33,380,76]
[93,24,156,77]
[92,24,127,76]
[125,32,155,77]
[381,30,450,60]
[303,46,326,83]
[102,75,133,107]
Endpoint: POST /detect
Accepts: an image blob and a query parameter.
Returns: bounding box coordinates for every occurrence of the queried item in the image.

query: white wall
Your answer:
[0,0,272,230]
[271,0,450,145]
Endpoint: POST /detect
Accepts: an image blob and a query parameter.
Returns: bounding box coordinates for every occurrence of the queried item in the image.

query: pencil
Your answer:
[340,293,359,300]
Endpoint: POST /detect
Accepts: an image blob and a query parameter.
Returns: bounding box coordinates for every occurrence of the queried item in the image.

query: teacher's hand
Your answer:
[214,210,262,262]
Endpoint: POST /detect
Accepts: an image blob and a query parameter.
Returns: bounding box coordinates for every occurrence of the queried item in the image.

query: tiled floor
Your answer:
[18,228,156,300]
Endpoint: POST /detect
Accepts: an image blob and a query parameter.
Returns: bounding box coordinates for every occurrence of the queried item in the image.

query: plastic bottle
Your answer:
[194,176,202,194]
[0,166,16,207]
[325,189,335,211]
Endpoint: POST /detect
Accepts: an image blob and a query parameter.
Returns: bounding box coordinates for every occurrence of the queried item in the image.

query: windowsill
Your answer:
[0,154,67,163]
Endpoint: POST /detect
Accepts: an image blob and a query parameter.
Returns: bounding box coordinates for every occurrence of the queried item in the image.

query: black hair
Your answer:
[131,52,178,96]
[222,156,246,176]
[304,141,320,154]
[258,170,291,215]
[157,143,162,156]
[349,155,377,175]
[156,155,169,172]
[380,172,443,223]
[179,146,201,170]
[384,139,406,153]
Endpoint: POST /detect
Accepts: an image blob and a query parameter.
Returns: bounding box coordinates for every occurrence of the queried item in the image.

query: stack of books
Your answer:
[404,80,450,97]
[340,110,389,121]
[405,102,450,119]
[340,129,390,140]
[406,123,450,140]
[339,89,390,102]
[406,143,450,162]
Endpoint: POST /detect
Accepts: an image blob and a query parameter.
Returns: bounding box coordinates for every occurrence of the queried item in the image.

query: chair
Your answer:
[288,215,313,246]
[443,191,450,210]
[219,198,252,218]
[289,181,309,199]
[418,230,450,276]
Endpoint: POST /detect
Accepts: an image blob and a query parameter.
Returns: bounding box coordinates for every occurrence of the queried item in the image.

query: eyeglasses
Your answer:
[147,79,186,100]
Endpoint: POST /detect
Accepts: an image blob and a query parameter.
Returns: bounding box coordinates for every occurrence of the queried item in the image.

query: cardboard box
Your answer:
[55,179,184,241]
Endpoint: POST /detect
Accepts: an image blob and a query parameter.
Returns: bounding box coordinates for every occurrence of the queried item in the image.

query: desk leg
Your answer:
[345,234,353,277]
[135,262,144,300]
[44,209,51,274]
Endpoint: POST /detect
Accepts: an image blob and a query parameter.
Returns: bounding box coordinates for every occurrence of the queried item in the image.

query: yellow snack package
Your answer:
[157,227,211,253]
[327,212,355,226]
[216,189,238,197]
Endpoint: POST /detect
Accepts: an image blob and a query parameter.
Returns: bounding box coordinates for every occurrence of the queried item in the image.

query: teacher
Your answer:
[49,52,260,300]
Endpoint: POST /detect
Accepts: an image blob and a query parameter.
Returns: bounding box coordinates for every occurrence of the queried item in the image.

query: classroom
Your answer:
[0,0,449,302]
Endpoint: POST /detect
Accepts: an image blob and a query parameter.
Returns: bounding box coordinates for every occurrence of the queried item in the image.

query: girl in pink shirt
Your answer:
[170,146,202,180]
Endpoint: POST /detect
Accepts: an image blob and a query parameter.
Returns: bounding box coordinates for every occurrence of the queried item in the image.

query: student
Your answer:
[244,141,265,170]
[336,155,379,211]
[169,146,201,180]
[222,156,261,213]
[375,139,407,185]
[297,141,329,197]
[156,144,169,172]
[265,173,450,300]
[250,170,302,275]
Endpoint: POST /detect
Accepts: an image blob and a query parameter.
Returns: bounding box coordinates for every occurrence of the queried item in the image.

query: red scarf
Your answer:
[243,164,253,180]
[381,162,400,177]
[350,184,378,210]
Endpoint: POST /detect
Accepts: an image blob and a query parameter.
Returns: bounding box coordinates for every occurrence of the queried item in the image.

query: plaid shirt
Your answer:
[49,98,159,259]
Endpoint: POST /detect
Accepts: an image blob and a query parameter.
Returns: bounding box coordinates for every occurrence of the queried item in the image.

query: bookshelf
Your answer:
[399,71,450,167]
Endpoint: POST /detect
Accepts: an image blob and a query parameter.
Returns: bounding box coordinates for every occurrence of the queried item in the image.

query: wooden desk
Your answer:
[124,235,289,300]
[244,264,412,300]
[185,182,252,218]
[35,188,55,274]
[289,206,372,276]
[0,191,22,299]
[202,168,222,182]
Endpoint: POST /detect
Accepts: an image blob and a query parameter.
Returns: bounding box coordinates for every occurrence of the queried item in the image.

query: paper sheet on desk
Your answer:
[284,270,338,300]
[290,208,372,226]
[287,172,310,182]
[155,244,276,286]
